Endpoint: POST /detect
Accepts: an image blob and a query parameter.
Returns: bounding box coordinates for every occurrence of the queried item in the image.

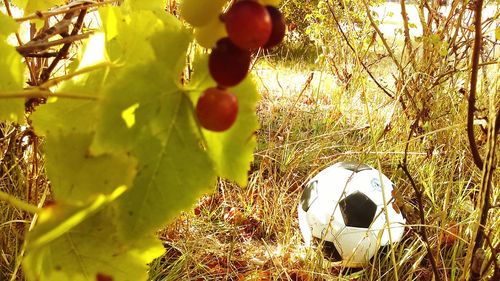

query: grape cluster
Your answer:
[181,0,286,132]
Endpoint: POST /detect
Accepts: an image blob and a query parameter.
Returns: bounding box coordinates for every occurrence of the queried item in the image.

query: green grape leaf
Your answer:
[188,54,260,186]
[10,0,28,10]
[116,106,216,241]
[26,187,126,249]
[0,13,24,122]
[92,9,216,241]
[125,0,165,10]
[92,12,191,154]
[202,79,259,186]
[30,33,135,205]
[30,78,103,136]
[99,7,178,66]
[91,65,152,153]
[24,206,164,281]
[44,132,137,204]
[0,12,19,35]
[22,0,65,15]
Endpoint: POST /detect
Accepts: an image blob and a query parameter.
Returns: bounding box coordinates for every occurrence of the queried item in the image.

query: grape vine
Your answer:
[0,0,286,280]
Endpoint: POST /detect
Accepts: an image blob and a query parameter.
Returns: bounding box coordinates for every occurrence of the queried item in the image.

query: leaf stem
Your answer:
[0,189,40,214]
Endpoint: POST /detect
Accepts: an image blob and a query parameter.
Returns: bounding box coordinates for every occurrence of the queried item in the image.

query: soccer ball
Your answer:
[298,162,406,267]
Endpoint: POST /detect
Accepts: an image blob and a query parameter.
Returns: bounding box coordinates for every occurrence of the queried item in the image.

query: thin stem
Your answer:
[469,106,497,281]
[399,0,415,68]
[361,88,400,281]
[274,72,314,136]
[0,189,41,214]
[495,108,499,136]
[399,122,440,280]
[0,89,98,100]
[23,52,60,58]
[481,231,499,277]
[360,0,404,74]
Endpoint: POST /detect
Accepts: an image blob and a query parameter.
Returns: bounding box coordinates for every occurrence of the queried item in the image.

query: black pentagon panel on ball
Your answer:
[300,180,319,212]
[319,240,343,261]
[339,191,377,228]
[337,161,372,172]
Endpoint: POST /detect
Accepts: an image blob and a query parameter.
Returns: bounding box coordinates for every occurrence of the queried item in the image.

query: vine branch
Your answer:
[16,32,93,56]
[40,7,89,82]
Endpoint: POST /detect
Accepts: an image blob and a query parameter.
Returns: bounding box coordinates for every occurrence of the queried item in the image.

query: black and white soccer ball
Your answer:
[298,162,405,267]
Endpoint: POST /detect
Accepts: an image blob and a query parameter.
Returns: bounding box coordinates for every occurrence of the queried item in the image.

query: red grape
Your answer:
[224,0,272,50]
[196,87,238,132]
[264,6,286,48]
[209,38,251,87]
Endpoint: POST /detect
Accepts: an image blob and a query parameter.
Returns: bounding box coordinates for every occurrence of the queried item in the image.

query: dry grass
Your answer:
[146,56,499,280]
[0,123,50,281]
[1,57,498,281]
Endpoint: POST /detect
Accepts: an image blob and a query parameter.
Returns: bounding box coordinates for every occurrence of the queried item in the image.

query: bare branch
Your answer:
[16,32,92,56]
[467,0,485,169]
[325,1,395,99]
